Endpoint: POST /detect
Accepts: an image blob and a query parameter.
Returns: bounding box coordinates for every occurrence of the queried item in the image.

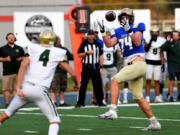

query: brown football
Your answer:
[105,11,116,22]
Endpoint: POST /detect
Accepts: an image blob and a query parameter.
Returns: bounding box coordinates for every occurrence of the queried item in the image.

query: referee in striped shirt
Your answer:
[75,29,105,107]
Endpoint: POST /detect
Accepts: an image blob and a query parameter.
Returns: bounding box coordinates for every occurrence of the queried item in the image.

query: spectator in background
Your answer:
[75,29,105,108]
[159,27,172,99]
[161,30,180,102]
[50,36,74,106]
[144,26,165,103]
[0,33,24,108]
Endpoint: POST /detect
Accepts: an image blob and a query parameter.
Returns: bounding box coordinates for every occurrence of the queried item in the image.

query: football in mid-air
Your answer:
[105,11,116,22]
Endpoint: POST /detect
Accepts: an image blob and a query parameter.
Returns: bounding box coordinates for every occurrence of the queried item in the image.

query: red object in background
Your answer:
[68,5,83,86]
[0,16,13,22]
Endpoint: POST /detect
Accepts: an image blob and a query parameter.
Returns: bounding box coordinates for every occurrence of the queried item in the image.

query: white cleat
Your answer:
[123,100,128,104]
[142,119,161,131]
[155,96,163,103]
[98,110,118,120]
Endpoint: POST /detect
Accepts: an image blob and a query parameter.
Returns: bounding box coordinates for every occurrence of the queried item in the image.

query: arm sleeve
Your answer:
[98,42,103,55]
[66,49,74,61]
[111,29,117,38]
[144,40,152,52]
[20,47,25,56]
[78,42,85,54]
[137,23,146,32]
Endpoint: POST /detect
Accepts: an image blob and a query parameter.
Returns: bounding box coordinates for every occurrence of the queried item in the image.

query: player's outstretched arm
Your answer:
[102,36,118,48]
[97,20,117,47]
[59,62,79,90]
[16,57,30,99]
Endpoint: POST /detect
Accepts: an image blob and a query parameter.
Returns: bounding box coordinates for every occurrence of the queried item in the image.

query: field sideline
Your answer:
[0,102,180,135]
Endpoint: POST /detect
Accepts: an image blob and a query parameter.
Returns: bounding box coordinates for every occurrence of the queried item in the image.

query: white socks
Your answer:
[149,116,156,121]
[48,124,59,135]
[60,100,64,104]
[123,88,128,101]
[0,122,2,126]
[110,104,117,111]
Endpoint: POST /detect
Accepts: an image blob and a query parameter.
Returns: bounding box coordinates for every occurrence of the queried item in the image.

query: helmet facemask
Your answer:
[118,8,134,25]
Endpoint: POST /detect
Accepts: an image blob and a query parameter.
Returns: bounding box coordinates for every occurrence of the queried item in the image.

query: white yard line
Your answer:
[1,102,180,112]
[13,112,180,122]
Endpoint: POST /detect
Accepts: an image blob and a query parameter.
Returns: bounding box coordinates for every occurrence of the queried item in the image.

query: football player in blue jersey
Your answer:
[97,8,161,131]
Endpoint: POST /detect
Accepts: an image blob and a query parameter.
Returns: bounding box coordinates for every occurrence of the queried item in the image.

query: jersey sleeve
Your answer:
[110,29,116,38]
[24,45,32,57]
[98,42,103,55]
[23,46,29,57]
[133,22,146,32]
[78,41,85,53]
[60,49,67,61]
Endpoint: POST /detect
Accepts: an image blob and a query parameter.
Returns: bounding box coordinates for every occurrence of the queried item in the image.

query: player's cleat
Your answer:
[168,96,174,102]
[159,94,163,101]
[98,103,106,107]
[75,103,85,108]
[123,99,128,104]
[59,103,70,107]
[98,110,118,120]
[142,119,161,131]
[102,99,107,105]
[54,102,58,107]
[142,117,161,131]
[4,104,9,109]
[177,94,180,101]
[154,96,163,103]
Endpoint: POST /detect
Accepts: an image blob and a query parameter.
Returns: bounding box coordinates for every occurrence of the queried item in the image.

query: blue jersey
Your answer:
[111,23,145,57]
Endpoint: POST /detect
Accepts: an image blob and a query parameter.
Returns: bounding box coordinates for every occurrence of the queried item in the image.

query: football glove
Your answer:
[97,20,105,34]
[120,18,133,34]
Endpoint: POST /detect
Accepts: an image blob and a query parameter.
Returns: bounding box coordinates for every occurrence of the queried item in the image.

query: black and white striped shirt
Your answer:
[78,39,103,65]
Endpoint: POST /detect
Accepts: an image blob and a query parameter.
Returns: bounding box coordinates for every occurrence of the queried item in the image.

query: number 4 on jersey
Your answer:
[39,49,50,66]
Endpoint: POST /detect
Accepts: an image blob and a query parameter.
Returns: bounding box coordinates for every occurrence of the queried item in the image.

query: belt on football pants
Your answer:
[128,61,133,65]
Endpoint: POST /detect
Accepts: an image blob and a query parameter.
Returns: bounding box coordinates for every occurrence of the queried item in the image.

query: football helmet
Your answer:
[151,25,160,32]
[39,29,57,46]
[163,26,172,38]
[118,8,134,24]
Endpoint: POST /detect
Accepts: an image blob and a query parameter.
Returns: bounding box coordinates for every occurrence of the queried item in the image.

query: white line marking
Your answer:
[1,102,180,112]
[77,128,92,131]
[129,126,145,129]
[24,130,38,133]
[15,112,180,122]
